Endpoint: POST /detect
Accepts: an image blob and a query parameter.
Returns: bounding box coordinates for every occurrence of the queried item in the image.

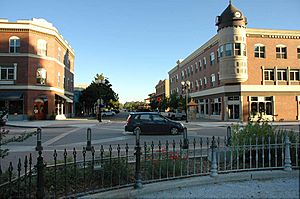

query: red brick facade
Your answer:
[0,18,74,120]
[168,4,300,122]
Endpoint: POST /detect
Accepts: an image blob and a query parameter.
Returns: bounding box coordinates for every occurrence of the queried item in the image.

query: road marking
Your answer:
[43,127,84,146]
[53,136,130,147]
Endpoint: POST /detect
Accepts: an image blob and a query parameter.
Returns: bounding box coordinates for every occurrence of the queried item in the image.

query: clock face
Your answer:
[234,11,241,18]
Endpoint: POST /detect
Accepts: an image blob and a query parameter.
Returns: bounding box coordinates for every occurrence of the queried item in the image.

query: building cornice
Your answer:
[0,20,74,56]
[190,85,300,98]
[246,28,300,39]
[168,34,218,75]
[0,85,74,96]
[0,53,74,74]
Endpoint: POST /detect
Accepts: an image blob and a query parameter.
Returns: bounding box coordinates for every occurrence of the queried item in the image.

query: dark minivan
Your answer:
[125,112,185,135]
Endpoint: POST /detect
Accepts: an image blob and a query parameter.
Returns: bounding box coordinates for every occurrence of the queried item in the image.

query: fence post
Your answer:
[36,150,45,199]
[86,128,92,151]
[284,133,292,171]
[226,126,231,146]
[134,127,143,189]
[35,128,43,151]
[210,136,218,177]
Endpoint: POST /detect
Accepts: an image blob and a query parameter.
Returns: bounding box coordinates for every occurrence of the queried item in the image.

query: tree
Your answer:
[79,73,119,116]
[169,93,180,111]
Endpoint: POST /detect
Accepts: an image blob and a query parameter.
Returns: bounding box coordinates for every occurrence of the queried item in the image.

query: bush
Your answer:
[230,121,297,145]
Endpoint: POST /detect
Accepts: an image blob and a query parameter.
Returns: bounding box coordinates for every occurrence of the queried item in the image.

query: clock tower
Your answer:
[216,2,248,84]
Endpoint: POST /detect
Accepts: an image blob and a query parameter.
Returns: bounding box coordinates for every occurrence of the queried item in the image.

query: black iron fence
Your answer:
[0,129,299,198]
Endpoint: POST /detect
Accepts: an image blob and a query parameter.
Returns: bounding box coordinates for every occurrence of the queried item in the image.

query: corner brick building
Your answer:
[168,3,300,122]
[0,18,75,120]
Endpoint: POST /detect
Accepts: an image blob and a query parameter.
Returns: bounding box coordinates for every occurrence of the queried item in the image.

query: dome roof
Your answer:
[216,3,247,30]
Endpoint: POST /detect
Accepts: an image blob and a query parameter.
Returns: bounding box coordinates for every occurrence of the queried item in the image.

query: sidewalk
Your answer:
[80,170,299,199]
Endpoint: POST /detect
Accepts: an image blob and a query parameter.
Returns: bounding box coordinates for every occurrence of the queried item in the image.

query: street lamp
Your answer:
[181,80,190,123]
[95,79,105,122]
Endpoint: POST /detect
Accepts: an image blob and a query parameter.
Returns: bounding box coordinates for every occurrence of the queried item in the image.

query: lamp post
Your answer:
[181,80,190,123]
[134,127,142,189]
[95,79,105,122]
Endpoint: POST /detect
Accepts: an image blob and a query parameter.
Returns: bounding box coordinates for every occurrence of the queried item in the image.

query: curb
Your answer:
[79,170,299,199]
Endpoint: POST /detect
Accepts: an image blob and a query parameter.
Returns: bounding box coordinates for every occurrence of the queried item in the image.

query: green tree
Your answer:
[79,73,119,115]
[169,93,180,111]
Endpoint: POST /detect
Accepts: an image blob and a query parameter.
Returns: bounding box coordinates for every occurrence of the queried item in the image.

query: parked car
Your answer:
[159,110,186,120]
[101,110,116,117]
[125,112,185,135]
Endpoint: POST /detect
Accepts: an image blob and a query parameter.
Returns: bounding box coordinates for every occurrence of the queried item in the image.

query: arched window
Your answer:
[254,44,265,58]
[9,36,20,53]
[37,39,47,56]
[36,68,47,85]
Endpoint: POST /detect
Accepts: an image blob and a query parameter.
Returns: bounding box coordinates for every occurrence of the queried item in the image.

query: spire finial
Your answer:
[229,0,232,5]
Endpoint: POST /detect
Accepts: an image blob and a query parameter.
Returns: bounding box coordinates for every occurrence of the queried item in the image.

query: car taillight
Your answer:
[126,115,132,124]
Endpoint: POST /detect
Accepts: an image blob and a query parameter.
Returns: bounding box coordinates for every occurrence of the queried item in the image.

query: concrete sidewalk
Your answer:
[80,170,299,199]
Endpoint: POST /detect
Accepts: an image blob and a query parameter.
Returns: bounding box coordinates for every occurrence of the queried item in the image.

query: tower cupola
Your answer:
[215,2,247,31]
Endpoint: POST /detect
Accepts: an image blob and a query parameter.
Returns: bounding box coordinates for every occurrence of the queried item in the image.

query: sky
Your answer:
[1,0,300,103]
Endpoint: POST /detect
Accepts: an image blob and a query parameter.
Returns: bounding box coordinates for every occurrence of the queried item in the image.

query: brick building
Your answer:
[155,79,170,102]
[0,18,75,120]
[168,3,300,122]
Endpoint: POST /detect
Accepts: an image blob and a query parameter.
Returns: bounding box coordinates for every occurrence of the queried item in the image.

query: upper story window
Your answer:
[290,70,299,81]
[58,47,61,62]
[9,36,20,53]
[264,69,274,81]
[211,74,216,87]
[37,39,47,56]
[234,43,241,56]
[210,52,215,65]
[225,43,233,56]
[199,60,202,71]
[277,69,287,81]
[58,72,61,87]
[36,68,47,85]
[203,57,207,69]
[195,62,198,73]
[191,65,193,75]
[219,45,224,57]
[276,45,287,59]
[0,66,15,80]
[297,47,300,59]
[254,44,265,58]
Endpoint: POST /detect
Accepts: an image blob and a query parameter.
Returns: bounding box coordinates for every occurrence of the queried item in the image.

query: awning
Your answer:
[56,93,73,103]
[0,91,23,100]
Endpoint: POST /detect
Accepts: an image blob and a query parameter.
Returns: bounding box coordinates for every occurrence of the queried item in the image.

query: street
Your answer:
[1,115,299,172]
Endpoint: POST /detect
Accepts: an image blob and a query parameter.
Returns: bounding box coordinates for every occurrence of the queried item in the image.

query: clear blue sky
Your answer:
[2,0,300,103]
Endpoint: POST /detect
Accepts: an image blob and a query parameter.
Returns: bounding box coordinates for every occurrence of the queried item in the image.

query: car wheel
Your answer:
[133,127,142,135]
[170,127,179,135]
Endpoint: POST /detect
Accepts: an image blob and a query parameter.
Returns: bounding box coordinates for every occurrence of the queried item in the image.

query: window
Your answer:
[210,52,215,65]
[58,47,61,62]
[225,43,233,56]
[254,44,265,58]
[203,57,207,69]
[211,74,216,87]
[250,96,273,116]
[290,70,299,81]
[242,43,246,56]
[191,65,193,75]
[37,39,47,56]
[276,45,287,59]
[9,36,20,53]
[211,98,221,115]
[277,70,287,81]
[36,68,47,85]
[199,60,202,71]
[195,62,198,73]
[219,45,224,57]
[0,66,15,80]
[264,70,274,81]
[58,72,61,87]
[297,47,300,59]
[204,77,207,86]
[181,71,184,79]
[234,43,241,56]
[199,79,202,89]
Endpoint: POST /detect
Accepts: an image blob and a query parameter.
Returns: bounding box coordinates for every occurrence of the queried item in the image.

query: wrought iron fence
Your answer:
[0,131,299,198]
